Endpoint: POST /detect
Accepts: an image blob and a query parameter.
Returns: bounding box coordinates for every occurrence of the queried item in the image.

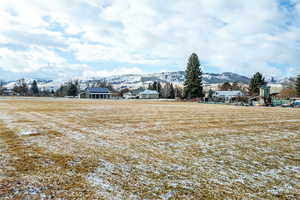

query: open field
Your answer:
[0,98,300,199]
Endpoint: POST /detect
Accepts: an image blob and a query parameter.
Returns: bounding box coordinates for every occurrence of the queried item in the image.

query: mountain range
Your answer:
[2,71,285,91]
[83,71,251,90]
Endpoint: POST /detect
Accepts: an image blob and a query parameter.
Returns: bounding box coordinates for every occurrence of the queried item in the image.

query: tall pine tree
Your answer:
[152,81,158,91]
[31,80,39,96]
[0,80,3,95]
[151,81,162,97]
[169,83,175,99]
[67,81,79,97]
[249,72,266,95]
[184,53,203,99]
[296,75,300,97]
[148,83,153,90]
[157,82,162,98]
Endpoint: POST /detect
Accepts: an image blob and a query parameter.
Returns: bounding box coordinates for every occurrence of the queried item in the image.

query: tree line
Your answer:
[147,81,183,99]
[55,80,117,97]
[0,79,54,96]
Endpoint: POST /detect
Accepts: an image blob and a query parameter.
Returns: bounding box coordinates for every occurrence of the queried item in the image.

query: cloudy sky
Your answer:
[0,0,299,80]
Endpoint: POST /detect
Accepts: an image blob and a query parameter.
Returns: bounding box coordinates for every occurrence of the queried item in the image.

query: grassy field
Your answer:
[0,98,299,199]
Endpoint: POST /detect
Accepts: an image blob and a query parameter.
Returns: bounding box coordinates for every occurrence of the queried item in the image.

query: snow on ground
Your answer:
[0,98,299,199]
[18,130,38,136]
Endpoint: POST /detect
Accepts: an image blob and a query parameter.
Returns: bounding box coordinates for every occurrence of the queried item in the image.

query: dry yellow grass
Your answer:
[0,97,300,199]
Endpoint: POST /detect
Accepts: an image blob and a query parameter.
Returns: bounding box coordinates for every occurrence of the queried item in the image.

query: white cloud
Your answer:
[287,67,299,78]
[0,46,65,73]
[0,0,299,80]
[70,43,161,64]
[82,67,143,78]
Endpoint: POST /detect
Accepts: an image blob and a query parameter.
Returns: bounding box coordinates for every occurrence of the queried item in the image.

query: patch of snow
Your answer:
[18,130,37,136]
[87,175,113,191]
[160,191,175,200]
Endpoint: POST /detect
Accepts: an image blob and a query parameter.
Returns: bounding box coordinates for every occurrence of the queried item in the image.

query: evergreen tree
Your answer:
[169,83,175,99]
[56,85,68,97]
[67,81,78,97]
[296,75,300,97]
[148,83,153,90]
[249,72,266,95]
[271,77,276,83]
[151,81,162,97]
[184,53,203,99]
[0,80,4,95]
[31,80,39,96]
[152,81,158,91]
[157,82,162,97]
[208,89,214,99]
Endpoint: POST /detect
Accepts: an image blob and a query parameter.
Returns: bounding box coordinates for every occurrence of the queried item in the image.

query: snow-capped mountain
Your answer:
[2,71,251,91]
[279,77,297,87]
[86,71,251,89]
[2,79,61,91]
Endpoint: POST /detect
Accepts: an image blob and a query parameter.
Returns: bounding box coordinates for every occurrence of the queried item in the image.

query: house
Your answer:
[1,88,15,96]
[123,88,144,99]
[139,90,159,99]
[268,84,283,96]
[79,87,112,99]
[212,90,244,101]
[123,91,137,99]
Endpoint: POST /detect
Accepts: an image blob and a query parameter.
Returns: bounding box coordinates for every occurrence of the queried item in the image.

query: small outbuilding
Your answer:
[259,85,271,97]
[139,90,159,99]
[79,87,112,99]
[123,91,137,99]
[1,88,15,96]
[123,88,144,99]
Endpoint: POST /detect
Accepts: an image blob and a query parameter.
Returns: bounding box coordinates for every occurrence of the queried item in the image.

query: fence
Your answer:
[272,99,289,106]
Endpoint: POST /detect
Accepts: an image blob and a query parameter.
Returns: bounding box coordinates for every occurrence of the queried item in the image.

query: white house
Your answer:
[213,90,244,101]
[123,88,145,99]
[268,84,283,95]
[123,91,137,99]
[139,90,159,99]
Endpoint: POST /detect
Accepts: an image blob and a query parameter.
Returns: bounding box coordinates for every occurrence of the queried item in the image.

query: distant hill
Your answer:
[279,77,297,88]
[1,71,257,91]
[85,71,251,89]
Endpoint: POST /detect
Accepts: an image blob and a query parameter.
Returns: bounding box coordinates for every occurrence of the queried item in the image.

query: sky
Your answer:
[0,0,299,80]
